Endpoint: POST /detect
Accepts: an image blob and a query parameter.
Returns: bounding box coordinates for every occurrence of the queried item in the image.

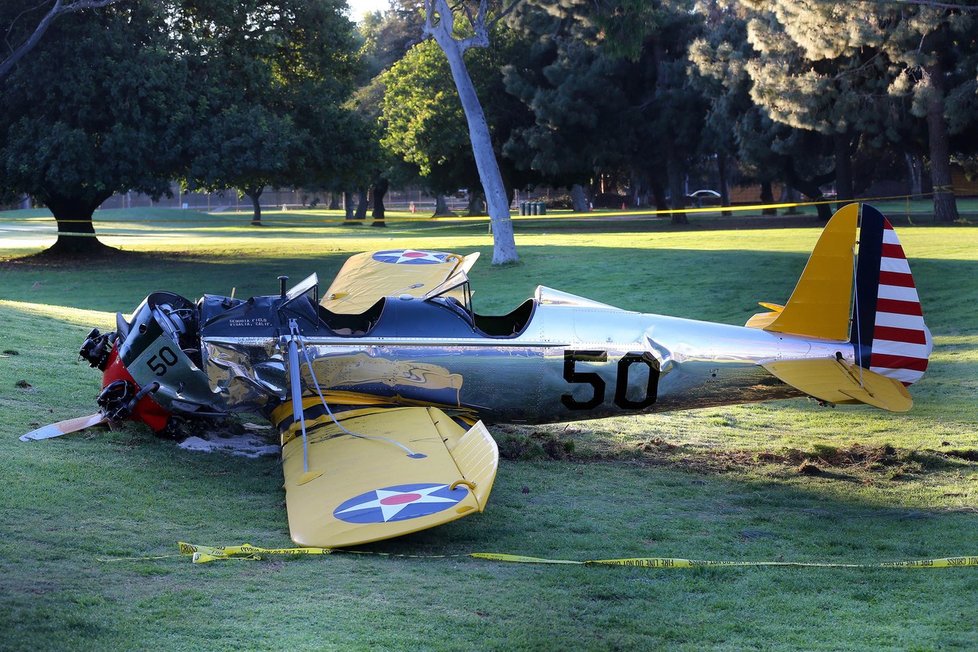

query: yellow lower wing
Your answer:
[281,406,498,548]
[762,358,912,412]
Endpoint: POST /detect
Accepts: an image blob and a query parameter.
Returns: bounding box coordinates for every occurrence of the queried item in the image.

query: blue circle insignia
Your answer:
[333,483,468,524]
[372,250,451,265]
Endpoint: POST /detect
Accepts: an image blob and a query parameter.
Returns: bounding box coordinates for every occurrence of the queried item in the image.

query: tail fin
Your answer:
[750,203,931,389]
[850,205,932,386]
[754,203,859,340]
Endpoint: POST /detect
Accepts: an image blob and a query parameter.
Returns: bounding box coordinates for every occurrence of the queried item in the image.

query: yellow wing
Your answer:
[278,405,498,548]
[321,250,477,314]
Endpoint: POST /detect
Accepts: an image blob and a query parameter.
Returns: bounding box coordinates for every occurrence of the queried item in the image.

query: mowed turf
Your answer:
[0,207,976,651]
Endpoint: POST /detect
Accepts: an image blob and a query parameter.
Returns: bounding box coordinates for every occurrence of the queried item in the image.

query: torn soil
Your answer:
[496,424,978,483]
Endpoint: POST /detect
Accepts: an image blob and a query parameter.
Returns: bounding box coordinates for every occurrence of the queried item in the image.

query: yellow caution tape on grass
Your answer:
[178,542,332,564]
[176,543,978,569]
[472,553,978,569]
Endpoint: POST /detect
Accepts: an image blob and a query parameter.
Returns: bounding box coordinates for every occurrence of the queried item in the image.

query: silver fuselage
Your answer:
[200,287,854,424]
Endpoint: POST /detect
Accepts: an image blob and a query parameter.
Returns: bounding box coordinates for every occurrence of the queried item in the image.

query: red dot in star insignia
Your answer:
[380,493,422,506]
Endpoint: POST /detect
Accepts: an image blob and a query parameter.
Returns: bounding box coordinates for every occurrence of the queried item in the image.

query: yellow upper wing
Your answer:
[321,249,475,314]
[278,405,498,548]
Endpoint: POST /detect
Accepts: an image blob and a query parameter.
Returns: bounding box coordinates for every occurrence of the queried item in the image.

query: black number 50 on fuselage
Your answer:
[560,350,659,411]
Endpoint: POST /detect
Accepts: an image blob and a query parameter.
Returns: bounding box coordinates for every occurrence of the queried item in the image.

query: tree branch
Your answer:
[424,0,523,51]
[488,0,523,29]
[0,0,124,80]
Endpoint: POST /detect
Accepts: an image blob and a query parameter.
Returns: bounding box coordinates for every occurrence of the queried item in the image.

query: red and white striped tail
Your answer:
[852,205,932,386]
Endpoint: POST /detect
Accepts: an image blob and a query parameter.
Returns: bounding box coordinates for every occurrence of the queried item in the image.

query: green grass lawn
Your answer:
[0,206,976,650]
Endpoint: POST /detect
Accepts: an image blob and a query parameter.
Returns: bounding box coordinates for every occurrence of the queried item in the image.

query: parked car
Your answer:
[686,189,722,206]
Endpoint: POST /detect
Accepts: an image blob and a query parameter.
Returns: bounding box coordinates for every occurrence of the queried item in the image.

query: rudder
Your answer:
[850,205,931,385]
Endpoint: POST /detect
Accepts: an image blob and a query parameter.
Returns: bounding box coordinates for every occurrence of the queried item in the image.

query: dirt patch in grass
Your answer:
[497,425,978,482]
[651,442,977,480]
[945,449,978,462]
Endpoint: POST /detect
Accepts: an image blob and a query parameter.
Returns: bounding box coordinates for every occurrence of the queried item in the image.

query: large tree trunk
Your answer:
[433,195,453,217]
[760,181,777,216]
[570,184,589,212]
[43,193,115,256]
[650,180,668,211]
[244,186,263,225]
[905,153,924,198]
[629,171,645,208]
[783,186,801,215]
[717,152,731,217]
[466,192,486,216]
[427,3,517,264]
[328,192,340,210]
[667,152,687,224]
[784,163,833,221]
[925,61,959,223]
[371,178,388,227]
[355,188,368,220]
[833,132,854,213]
[343,191,356,221]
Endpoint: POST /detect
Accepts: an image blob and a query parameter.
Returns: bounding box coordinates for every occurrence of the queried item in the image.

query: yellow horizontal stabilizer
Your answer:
[281,406,498,548]
[762,358,912,412]
[745,302,784,330]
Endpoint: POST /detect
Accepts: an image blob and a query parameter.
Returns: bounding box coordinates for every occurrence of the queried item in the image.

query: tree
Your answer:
[885,4,977,222]
[186,106,302,225]
[503,8,634,210]
[351,2,430,219]
[177,0,363,225]
[0,0,124,80]
[737,0,978,222]
[381,41,485,202]
[692,2,903,220]
[0,1,190,254]
[421,0,520,264]
[504,0,708,223]
[379,18,535,216]
[687,1,746,214]
[356,0,426,83]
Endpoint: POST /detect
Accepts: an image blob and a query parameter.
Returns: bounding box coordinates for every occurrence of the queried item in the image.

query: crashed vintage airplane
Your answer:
[22,203,931,547]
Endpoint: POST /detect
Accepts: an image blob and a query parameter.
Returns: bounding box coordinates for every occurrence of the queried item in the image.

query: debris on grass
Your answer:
[945,449,978,462]
[796,462,822,476]
[495,426,578,461]
[160,415,279,458]
[637,436,678,452]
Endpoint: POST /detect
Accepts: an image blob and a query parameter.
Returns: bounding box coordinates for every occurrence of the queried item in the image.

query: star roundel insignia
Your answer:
[333,483,468,524]
[372,249,451,265]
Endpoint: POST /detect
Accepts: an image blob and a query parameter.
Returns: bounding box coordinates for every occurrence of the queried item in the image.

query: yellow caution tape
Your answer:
[178,542,332,563]
[472,553,978,569]
[175,543,978,569]
[8,190,963,237]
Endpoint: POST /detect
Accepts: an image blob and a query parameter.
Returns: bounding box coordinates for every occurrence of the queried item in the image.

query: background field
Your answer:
[1,206,976,650]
